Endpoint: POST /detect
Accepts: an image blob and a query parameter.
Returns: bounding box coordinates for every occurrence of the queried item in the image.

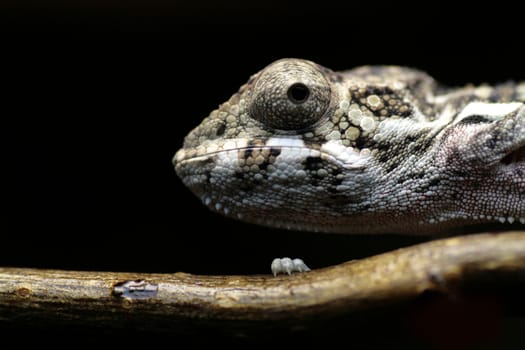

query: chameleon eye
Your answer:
[249,59,331,130]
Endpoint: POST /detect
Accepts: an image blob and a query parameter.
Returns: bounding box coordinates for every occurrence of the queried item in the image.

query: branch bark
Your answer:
[1,232,524,332]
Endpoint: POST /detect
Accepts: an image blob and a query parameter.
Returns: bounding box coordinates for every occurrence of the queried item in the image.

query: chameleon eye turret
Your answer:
[174,58,525,234]
[248,59,332,130]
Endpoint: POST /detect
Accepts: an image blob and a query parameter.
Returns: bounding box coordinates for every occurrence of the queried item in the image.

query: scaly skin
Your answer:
[173,59,525,234]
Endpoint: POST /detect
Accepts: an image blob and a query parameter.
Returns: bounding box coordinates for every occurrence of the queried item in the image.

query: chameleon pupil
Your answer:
[287,83,310,104]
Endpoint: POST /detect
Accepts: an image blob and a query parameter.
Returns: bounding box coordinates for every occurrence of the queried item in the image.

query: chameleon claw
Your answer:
[271,257,311,276]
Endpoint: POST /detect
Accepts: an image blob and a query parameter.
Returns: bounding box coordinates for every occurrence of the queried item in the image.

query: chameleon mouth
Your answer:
[173,138,372,170]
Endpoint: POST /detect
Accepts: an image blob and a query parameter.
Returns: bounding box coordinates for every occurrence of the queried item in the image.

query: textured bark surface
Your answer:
[1,232,524,333]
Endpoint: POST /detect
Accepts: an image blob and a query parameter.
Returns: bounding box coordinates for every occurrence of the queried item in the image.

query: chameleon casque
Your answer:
[173,59,525,235]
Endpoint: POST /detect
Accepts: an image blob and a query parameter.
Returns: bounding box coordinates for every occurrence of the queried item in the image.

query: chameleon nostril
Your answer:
[215,122,226,136]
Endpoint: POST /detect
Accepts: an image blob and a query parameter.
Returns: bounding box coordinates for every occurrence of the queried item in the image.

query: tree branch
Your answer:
[1,232,524,332]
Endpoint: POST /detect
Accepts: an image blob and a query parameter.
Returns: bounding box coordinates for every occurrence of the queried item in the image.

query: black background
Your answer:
[2,0,525,348]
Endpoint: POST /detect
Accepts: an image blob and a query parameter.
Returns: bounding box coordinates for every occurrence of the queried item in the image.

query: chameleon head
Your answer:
[173,58,378,232]
[174,58,525,234]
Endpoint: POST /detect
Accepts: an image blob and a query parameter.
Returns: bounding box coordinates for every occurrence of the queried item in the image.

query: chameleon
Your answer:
[173,58,525,237]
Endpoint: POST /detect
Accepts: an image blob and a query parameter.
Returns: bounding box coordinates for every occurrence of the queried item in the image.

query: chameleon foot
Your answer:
[271,257,311,276]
